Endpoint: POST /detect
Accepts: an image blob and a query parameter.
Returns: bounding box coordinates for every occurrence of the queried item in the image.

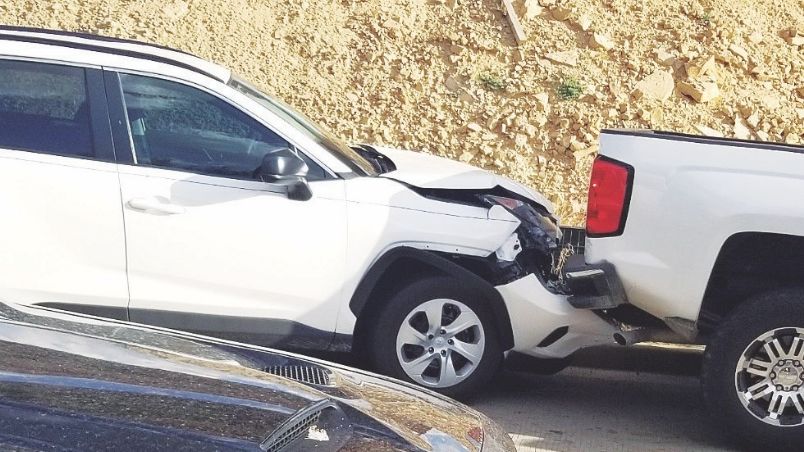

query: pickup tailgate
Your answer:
[584,129,804,323]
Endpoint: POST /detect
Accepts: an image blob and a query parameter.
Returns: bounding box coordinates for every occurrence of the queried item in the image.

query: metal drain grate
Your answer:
[263,364,332,386]
[260,400,332,452]
[560,227,586,255]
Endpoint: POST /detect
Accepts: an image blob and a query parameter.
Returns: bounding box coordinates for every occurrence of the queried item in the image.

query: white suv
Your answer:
[0,27,615,394]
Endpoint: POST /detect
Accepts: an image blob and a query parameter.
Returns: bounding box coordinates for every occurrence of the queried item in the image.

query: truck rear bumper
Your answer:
[495,274,617,359]
[563,255,628,310]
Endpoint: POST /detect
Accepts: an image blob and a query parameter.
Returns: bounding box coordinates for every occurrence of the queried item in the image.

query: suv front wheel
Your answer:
[369,277,503,397]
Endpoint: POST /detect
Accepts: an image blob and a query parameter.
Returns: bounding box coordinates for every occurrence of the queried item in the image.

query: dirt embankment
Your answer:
[3,0,802,225]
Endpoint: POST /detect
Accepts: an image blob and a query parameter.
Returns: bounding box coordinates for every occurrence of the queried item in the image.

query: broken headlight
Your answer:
[478,194,526,211]
[479,194,562,254]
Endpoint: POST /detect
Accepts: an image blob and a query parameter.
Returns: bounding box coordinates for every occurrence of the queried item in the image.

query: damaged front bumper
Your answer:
[485,208,618,358]
[495,273,617,359]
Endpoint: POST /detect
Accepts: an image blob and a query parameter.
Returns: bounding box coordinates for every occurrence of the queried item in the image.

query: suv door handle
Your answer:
[127,197,186,215]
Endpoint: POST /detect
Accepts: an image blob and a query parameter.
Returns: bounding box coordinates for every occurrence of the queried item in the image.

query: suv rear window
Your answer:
[0,60,94,158]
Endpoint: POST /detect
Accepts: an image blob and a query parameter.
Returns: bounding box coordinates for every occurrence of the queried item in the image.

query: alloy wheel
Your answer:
[395,298,485,388]
[735,327,804,426]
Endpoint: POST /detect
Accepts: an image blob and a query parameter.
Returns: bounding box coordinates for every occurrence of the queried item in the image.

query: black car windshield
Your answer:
[227,76,377,176]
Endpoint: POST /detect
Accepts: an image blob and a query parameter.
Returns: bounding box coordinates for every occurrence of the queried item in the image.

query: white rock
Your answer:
[544,50,578,66]
[654,49,675,66]
[733,115,752,139]
[578,14,592,31]
[677,80,721,103]
[761,94,781,109]
[685,55,718,80]
[695,124,724,137]
[534,92,550,112]
[467,122,483,132]
[522,0,543,19]
[729,44,749,60]
[634,70,675,101]
[590,33,615,51]
[163,1,189,20]
[747,112,761,128]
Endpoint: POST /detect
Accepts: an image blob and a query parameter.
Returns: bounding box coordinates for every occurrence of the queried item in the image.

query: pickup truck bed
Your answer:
[570,129,804,450]
[586,129,804,329]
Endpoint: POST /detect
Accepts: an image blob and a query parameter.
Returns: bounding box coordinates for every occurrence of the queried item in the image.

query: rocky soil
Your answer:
[4,0,802,225]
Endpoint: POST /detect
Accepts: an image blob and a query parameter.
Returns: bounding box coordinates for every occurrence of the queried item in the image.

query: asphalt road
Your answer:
[468,344,740,452]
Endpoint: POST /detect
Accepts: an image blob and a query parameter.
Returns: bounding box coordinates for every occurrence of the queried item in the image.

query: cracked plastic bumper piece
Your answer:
[496,274,617,359]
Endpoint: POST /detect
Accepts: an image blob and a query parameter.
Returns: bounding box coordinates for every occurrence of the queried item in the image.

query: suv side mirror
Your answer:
[256,148,312,201]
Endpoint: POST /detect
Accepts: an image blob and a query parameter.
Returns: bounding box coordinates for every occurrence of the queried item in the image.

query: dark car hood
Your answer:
[0,303,511,451]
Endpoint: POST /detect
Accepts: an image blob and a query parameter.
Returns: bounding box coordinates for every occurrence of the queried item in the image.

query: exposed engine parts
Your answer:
[399,184,578,293]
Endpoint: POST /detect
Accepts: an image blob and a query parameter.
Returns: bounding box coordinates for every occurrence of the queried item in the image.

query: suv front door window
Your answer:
[119,73,327,180]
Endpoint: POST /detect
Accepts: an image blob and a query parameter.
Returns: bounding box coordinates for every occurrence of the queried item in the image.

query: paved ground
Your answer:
[468,345,739,452]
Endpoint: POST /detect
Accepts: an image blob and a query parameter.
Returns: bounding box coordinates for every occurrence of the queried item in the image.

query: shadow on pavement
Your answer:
[470,345,738,452]
[570,343,703,376]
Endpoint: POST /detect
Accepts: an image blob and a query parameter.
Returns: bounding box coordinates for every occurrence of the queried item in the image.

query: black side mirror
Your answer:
[256,148,312,201]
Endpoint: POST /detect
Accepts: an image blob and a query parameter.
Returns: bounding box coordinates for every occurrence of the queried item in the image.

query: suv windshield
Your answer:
[227,76,376,176]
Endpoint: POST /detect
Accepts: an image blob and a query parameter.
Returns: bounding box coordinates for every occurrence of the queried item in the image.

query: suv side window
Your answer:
[0,60,94,158]
[119,74,326,181]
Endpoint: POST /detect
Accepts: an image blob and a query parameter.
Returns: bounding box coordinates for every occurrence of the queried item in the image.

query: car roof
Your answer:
[0,25,230,82]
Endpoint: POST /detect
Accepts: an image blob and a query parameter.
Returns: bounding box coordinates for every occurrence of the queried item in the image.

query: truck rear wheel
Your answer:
[702,289,804,450]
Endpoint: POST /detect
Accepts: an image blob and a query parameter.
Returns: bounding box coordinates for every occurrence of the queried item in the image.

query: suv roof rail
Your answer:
[0,25,229,82]
[0,25,193,55]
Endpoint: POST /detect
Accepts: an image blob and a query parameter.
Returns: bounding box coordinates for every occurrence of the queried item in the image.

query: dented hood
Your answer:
[375,146,555,214]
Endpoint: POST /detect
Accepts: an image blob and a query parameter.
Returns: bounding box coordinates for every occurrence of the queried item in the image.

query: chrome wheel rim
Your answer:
[395,298,485,388]
[735,327,804,427]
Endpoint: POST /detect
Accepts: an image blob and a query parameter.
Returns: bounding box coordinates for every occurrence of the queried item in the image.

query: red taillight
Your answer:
[586,156,632,236]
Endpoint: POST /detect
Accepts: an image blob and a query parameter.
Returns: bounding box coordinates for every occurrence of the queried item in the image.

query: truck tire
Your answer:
[702,289,804,451]
[369,276,503,398]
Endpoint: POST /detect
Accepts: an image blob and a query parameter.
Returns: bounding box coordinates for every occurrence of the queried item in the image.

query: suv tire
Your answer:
[702,289,804,451]
[369,276,502,398]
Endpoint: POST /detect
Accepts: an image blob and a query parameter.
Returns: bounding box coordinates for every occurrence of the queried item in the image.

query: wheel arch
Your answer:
[350,247,515,352]
[698,231,804,335]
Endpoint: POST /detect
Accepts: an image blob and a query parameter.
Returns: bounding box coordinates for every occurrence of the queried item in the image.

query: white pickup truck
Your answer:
[564,129,804,450]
